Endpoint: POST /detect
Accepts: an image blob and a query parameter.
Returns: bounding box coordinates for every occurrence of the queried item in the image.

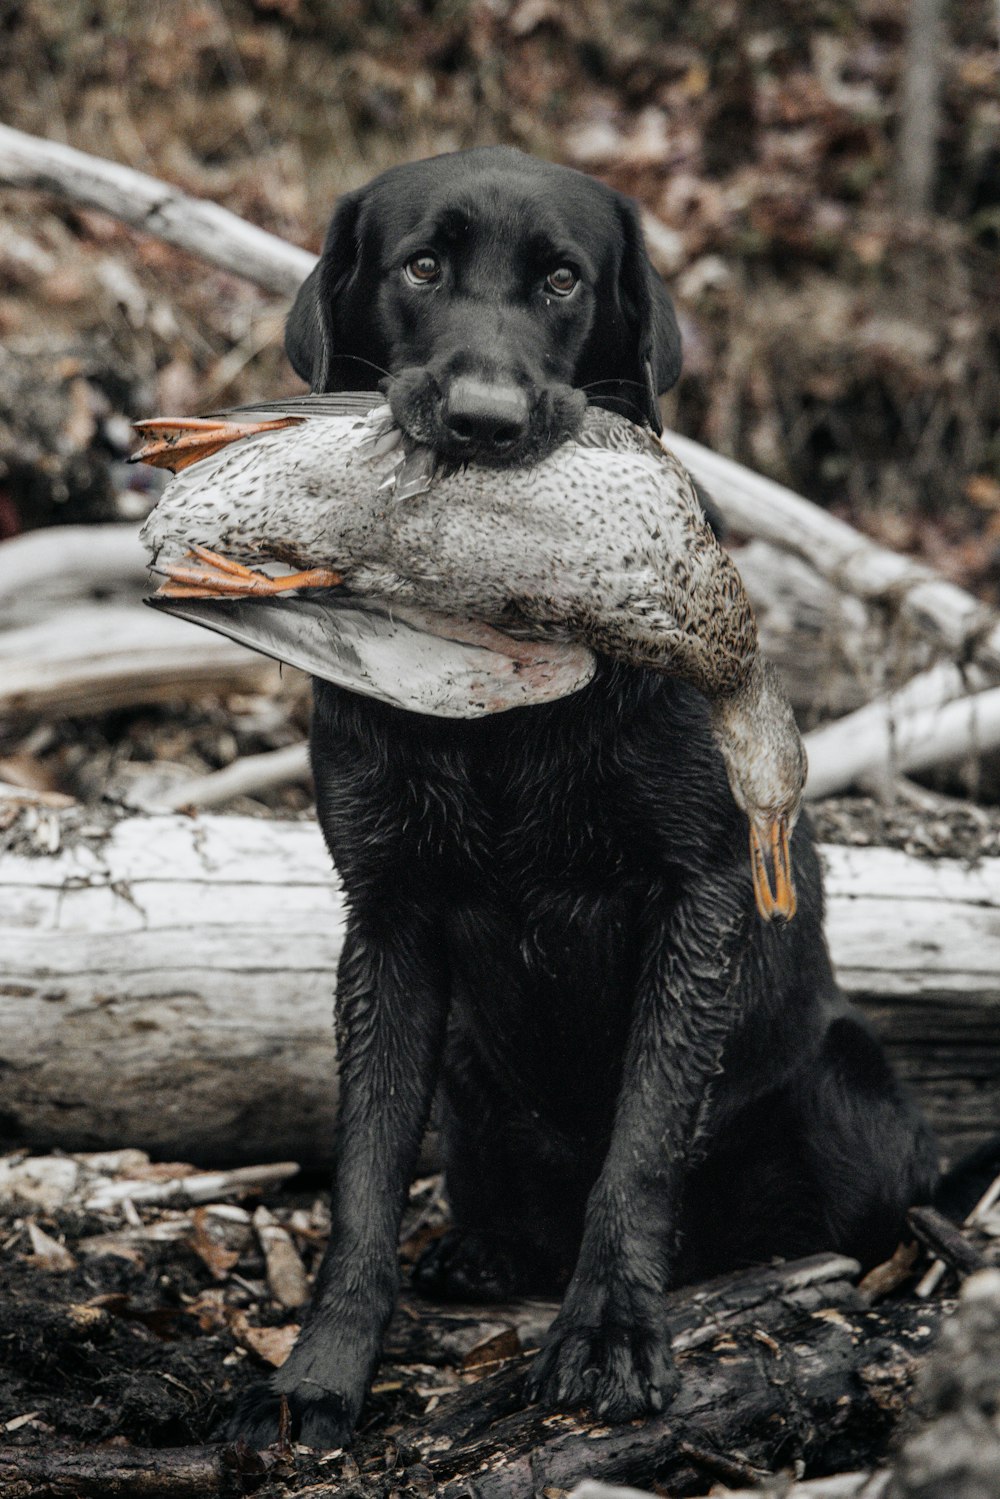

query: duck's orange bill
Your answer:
[131,415,305,473]
[749,815,797,923]
[155,545,342,599]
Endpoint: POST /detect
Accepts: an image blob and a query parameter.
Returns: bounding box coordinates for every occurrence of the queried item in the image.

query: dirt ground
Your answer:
[0,1160,533,1497]
[0,1147,994,1498]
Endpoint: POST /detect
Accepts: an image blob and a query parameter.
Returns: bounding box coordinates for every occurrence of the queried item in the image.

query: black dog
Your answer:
[232,147,938,1448]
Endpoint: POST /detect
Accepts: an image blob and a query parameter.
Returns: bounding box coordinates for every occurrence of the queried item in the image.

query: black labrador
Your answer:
[232,146,938,1447]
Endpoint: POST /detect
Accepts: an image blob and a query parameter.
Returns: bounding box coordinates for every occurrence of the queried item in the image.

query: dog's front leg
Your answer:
[526,871,751,1421]
[229,904,448,1449]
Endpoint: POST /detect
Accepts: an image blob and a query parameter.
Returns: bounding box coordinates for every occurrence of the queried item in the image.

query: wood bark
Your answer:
[2,810,999,1164]
[0,1444,230,1498]
[897,0,944,215]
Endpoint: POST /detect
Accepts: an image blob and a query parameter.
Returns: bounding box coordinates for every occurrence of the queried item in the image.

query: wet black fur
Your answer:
[232,147,938,1449]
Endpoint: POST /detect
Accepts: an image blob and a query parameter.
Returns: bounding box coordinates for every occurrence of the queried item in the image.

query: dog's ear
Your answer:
[613,196,682,435]
[285,190,365,392]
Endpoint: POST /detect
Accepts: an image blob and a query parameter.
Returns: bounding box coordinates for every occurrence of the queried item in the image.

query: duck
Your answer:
[134,395,805,921]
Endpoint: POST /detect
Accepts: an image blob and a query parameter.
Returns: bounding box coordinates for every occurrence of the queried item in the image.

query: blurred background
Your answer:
[0,0,998,808]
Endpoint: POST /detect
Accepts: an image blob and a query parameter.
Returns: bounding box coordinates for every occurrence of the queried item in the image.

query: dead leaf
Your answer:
[461,1328,521,1370]
[190,1206,241,1281]
[227,1309,300,1367]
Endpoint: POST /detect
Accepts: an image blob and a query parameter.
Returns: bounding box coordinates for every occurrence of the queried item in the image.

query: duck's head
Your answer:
[710,657,806,924]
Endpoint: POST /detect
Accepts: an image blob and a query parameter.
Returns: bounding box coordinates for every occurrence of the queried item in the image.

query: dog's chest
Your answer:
[318,709,658,896]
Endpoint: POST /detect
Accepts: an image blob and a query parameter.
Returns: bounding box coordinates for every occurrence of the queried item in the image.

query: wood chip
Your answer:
[253,1204,310,1309]
[25,1219,77,1272]
[190,1206,241,1282]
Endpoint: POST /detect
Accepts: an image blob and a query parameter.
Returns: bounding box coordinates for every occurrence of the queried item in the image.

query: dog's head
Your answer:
[287,146,681,466]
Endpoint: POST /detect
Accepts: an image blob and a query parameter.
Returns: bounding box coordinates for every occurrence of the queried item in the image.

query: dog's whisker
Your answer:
[580,378,648,393]
[334,353,392,379]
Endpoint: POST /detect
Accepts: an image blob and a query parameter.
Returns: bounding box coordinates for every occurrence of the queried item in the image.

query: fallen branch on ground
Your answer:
[142,741,311,812]
[394,1255,939,1498]
[0,1442,233,1497]
[804,661,997,798]
[0,524,148,620]
[665,427,1000,678]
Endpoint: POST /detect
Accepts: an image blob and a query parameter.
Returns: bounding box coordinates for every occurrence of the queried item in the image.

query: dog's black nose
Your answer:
[443,378,530,449]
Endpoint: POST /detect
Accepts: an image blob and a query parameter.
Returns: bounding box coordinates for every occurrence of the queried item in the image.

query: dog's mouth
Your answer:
[385,370,587,470]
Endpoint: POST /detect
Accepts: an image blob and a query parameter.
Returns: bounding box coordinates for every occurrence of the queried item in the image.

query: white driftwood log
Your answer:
[0,123,315,298]
[733,540,891,720]
[0,523,148,617]
[0,813,343,1164]
[0,601,282,718]
[0,811,998,1164]
[806,667,1000,798]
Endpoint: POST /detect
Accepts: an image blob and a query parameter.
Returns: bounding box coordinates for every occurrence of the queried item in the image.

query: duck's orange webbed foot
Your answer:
[155,545,342,599]
[131,415,305,473]
[749,814,797,923]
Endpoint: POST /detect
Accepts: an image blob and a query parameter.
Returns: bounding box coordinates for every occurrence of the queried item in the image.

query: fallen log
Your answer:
[0,523,148,621]
[0,601,281,719]
[733,540,893,721]
[664,427,1000,681]
[0,810,342,1165]
[0,123,314,298]
[684,1268,1000,1499]
[0,1254,933,1497]
[390,1256,941,1499]
[804,660,992,799]
[1,809,999,1164]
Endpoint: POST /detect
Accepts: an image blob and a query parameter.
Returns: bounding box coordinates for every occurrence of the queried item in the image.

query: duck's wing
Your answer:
[211,391,385,422]
[146,592,594,718]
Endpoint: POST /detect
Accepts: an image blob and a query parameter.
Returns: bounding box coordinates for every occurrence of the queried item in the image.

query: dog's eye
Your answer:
[546,266,578,296]
[405,254,441,285]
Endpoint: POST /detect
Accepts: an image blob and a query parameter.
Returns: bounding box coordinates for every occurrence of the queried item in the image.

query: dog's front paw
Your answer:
[220,1378,356,1451]
[524,1311,680,1422]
